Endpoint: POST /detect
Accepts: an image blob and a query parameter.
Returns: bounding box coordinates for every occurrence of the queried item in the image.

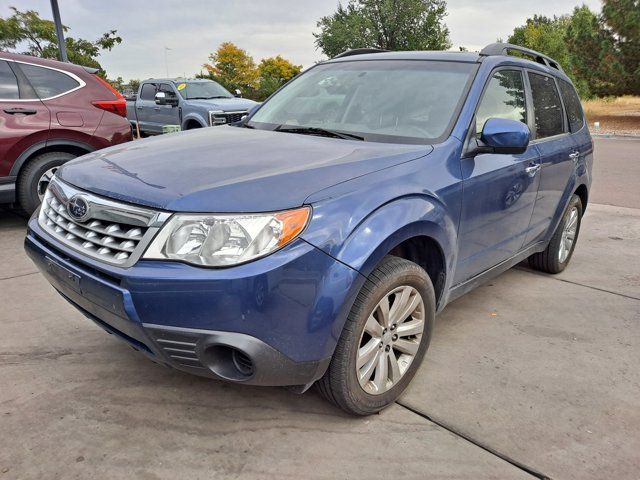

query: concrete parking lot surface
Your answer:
[1,137,638,479]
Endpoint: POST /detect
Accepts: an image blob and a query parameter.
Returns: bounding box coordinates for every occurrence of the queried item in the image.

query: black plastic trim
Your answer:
[0,178,16,203]
[144,323,331,387]
[9,139,95,176]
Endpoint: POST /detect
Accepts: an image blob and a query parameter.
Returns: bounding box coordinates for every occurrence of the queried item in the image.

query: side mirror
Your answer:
[155,92,178,107]
[479,118,530,154]
[154,92,166,105]
[234,89,242,98]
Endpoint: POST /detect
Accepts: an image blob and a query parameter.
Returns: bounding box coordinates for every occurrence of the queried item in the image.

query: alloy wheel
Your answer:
[559,206,579,263]
[37,167,58,201]
[356,285,425,395]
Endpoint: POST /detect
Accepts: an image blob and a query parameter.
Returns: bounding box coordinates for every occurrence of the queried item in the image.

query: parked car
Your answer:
[0,52,131,214]
[25,43,592,415]
[126,78,258,135]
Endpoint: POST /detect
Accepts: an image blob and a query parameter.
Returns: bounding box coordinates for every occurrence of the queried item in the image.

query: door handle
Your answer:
[154,107,161,111]
[569,151,580,162]
[136,106,143,109]
[525,164,541,177]
[3,107,37,115]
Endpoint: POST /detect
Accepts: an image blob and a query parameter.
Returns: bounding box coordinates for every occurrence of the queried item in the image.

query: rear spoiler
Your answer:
[82,66,100,74]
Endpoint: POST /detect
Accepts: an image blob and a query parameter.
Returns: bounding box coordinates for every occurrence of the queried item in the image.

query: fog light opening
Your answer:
[203,345,254,381]
[232,349,254,376]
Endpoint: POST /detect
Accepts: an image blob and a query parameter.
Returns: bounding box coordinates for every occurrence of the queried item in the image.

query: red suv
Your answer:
[0,52,131,213]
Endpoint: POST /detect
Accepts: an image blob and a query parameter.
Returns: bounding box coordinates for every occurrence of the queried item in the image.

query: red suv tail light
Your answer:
[92,75,127,118]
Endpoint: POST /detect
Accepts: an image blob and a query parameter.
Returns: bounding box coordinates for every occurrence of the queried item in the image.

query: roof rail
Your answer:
[480,42,564,72]
[333,48,388,59]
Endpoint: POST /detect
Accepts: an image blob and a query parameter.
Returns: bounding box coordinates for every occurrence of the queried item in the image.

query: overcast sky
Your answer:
[3,0,601,81]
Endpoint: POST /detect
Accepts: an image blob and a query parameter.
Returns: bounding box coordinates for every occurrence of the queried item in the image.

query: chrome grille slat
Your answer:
[209,110,248,126]
[41,200,137,256]
[48,204,144,240]
[38,177,167,266]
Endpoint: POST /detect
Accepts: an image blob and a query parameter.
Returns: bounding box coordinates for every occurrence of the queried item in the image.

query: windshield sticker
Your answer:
[177,83,186,91]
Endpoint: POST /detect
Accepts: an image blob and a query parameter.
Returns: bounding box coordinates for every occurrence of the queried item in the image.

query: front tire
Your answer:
[17,151,76,215]
[317,256,435,416]
[529,194,583,274]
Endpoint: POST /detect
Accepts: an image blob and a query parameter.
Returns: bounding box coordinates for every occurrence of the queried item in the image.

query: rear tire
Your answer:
[529,194,583,274]
[17,151,76,215]
[317,256,435,416]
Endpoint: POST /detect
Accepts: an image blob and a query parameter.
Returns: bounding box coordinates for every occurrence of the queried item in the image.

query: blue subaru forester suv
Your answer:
[25,43,592,415]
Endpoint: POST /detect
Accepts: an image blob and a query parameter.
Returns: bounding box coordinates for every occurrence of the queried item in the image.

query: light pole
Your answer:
[50,0,68,62]
[164,47,171,77]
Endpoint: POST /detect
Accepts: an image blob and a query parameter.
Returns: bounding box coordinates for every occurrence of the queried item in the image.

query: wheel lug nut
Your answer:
[383,328,387,334]
[385,345,391,352]
[390,324,396,330]
[392,334,398,341]
[379,342,383,348]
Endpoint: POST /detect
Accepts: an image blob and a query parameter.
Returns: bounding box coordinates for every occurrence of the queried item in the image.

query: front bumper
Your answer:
[25,217,363,387]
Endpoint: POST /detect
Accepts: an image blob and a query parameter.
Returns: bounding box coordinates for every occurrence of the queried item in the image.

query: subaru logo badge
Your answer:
[67,195,90,222]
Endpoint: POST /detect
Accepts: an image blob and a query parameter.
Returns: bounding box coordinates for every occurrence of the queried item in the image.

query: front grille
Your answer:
[38,177,168,267]
[209,110,248,126]
[41,193,144,262]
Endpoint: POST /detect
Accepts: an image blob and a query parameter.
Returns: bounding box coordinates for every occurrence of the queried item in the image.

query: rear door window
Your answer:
[528,72,565,139]
[140,83,157,100]
[475,70,527,136]
[0,61,19,99]
[558,80,585,133]
[18,63,80,99]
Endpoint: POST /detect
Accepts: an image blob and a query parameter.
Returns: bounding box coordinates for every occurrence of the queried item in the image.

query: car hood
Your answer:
[58,126,432,212]
[186,98,258,112]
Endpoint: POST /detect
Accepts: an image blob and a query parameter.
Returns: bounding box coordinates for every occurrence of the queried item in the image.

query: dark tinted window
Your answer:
[0,61,19,99]
[558,80,584,133]
[140,83,156,100]
[19,63,80,98]
[476,70,527,136]
[528,72,564,138]
[158,83,177,98]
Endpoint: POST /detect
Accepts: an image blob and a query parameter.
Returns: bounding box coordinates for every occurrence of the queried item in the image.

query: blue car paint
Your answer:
[25,50,593,386]
[57,127,431,212]
[480,118,531,151]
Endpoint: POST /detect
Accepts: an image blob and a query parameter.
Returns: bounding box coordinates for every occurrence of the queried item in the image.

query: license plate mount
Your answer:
[45,256,82,294]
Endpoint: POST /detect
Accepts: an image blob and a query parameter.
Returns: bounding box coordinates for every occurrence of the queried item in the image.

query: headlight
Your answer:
[143,206,310,267]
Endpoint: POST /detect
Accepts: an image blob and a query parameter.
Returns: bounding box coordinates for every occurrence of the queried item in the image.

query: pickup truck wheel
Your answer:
[18,151,76,215]
[529,194,583,274]
[317,256,435,416]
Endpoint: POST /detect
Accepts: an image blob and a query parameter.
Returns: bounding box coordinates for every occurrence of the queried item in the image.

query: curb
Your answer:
[591,133,640,139]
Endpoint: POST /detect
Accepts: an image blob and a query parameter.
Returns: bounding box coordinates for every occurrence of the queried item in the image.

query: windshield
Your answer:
[177,81,232,100]
[248,60,477,144]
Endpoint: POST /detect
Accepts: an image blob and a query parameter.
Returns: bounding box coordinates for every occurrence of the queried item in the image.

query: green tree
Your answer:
[314,0,451,58]
[508,15,571,69]
[127,79,141,93]
[203,42,259,97]
[256,55,302,100]
[0,7,121,77]
[508,9,615,97]
[601,0,640,94]
[565,5,625,97]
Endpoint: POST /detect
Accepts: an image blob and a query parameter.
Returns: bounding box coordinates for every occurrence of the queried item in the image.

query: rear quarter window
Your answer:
[558,80,585,133]
[19,63,80,99]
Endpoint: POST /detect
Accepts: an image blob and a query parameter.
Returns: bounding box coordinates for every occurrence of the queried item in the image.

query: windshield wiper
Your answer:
[274,125,364,141]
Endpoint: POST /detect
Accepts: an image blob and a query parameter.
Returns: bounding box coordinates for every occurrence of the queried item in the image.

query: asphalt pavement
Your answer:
[0,137,638,479]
